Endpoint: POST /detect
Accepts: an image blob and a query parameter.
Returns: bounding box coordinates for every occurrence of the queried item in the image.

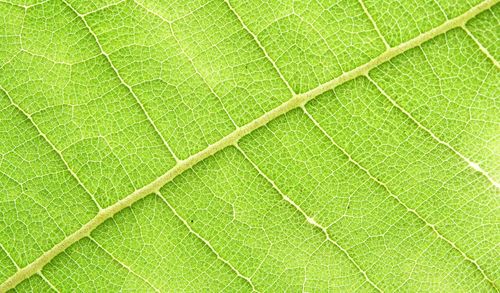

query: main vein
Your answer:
[0,0,495,290]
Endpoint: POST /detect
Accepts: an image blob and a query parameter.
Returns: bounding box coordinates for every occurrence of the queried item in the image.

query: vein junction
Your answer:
[0,0,498,290]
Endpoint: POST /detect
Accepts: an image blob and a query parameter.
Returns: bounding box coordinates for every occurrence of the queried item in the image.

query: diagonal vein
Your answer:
[366,75,499,187]
[462,26,500,68]
[37,272,60,293]
[301,107,498,290]
[223,0,296,95]
[0,0,495,290]
[235,144,383,292]
[132,0,240,129]
[0,86,102,210]
[357,0,391,49]
[0,243,20,270]
[61,0,180,163]
[88,236,161,292]
[155,192,258,292]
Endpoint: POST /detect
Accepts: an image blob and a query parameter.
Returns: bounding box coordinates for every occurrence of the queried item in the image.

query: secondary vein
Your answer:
[61,0,181,163]
[0,0,495,290]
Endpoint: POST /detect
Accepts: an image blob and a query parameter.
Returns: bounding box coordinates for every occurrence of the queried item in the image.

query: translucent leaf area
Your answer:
[0,0,499,291]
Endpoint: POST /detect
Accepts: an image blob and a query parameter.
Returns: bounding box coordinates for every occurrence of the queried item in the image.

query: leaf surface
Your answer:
[0,0,499,291]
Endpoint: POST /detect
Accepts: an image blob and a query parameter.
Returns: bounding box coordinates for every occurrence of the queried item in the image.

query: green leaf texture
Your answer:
[0,0,499,291]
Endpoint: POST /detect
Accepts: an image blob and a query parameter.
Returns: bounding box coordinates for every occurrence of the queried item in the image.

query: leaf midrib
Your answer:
[0,0,496,290]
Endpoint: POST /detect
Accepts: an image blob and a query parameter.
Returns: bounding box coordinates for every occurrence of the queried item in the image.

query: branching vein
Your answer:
[37,272,60,293]
[235,144,383,292]
[0,85,102,210]
[0,0,496,290]
[357,0,390,49]
[133,0,240,129]
[61,0,180,163]
[88,236,161,292]
[462,25,500,68]
[156,192,258,292]
[366,75,499,187]
[301,107,497,289]
[223,0,296,95]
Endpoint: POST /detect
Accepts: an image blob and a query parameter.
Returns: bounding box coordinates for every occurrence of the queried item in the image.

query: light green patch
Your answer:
[0,0,498,291]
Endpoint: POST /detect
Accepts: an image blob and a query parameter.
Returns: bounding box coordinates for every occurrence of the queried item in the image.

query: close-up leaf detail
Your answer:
[0,0,499,291]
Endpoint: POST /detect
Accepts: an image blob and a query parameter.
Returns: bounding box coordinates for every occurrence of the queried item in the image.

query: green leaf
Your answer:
[0,0,498,291]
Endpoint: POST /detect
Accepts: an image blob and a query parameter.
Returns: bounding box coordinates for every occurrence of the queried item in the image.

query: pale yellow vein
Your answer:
[0,1,495,290]
[61,0,181,163]
[156,191,258,292]
[302,106,497,289]
[235,144,384,292]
